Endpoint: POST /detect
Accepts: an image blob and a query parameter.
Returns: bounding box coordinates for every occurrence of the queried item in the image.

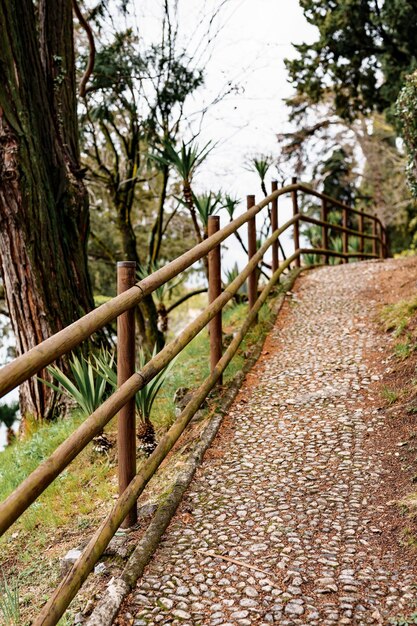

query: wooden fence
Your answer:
[0,180,386,625]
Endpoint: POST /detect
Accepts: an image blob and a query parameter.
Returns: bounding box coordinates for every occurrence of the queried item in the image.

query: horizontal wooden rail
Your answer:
[0,186,299,398]
[300,214,380,241]
[0,174,388,625]
[297,184,384,229]
[0,182,386,399]
[0,216,297,536]
[298,247,378,260]
[33,256,301,626]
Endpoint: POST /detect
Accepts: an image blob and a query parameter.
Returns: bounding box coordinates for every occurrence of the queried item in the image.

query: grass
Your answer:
[382,385,400,406]
[0,284,284,624]
[0,571,20,625]
[380,294,417,337]
[389,611,417,625]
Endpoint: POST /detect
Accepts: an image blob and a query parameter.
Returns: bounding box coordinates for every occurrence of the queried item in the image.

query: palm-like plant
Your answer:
[94,348,177,456]
[42,353,112,417]
[151,140,214,244]
[223,194,240,220]
[329,235,343,265]
[223,263,247,304]
[193,191,222,234]
[246,155,274,196]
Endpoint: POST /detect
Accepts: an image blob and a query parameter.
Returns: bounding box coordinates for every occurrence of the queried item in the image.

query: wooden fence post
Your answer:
[342,207,348,263]
[208,216,222,384]
[117,261,137,528]
[381,225,387,258]
[372,217,377,257]
[291,176,301,267]
[271,180,279,274]
[321,197,329,265]
[247,195,258,321]
[359,209,364,257]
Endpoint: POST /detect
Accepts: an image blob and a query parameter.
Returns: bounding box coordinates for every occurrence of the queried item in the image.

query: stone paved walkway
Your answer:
[123,260,417,625]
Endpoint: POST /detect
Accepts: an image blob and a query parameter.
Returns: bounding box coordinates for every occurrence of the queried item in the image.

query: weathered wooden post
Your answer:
[372,217,377,257]
[359,209,364,257]
[117,261,137,528]
[271,180,279,274]
[381,224,387,258]
[247,195,258,321]
[342,206,348,263]
[321,197,329,265]
[208,216,222,385]
[291,176,301,267]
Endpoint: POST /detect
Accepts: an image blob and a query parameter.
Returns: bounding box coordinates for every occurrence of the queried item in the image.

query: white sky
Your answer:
[134,0,317,264]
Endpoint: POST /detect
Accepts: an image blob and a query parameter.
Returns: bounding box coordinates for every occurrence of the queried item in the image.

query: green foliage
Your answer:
[0,402,19,429]
[0,572,20,625]
[223,195,240,220]
[286,0,417,120]
[246,155,274,195]
[380,294,417,336]
[389,611,417,625]
[321,148,355,205]
[382,386,399,406]
[223,263,247,303]
[94,348,176,422]
[193,192,222,228]
[41,353,112,417]
[152,140,213,185]
[396,71,417,198]
[137,262,185,305]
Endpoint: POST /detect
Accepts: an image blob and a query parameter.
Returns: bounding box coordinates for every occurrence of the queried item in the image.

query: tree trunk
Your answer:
[0,0,94,420]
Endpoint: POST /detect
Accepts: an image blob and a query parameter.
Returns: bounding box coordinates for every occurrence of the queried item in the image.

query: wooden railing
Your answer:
[0,180,386,625]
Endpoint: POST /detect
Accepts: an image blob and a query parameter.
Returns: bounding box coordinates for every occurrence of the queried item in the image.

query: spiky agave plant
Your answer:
[246,154,274,196]
[328,235,343,265]
[223,263,247,304]
[94,348,176,456]
[193,191,222,235]
[40,352,114,453]
[42,353,111,417]
[151,140,214,244]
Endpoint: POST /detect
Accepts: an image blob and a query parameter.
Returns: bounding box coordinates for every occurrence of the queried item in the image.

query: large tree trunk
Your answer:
[0,0,94,420]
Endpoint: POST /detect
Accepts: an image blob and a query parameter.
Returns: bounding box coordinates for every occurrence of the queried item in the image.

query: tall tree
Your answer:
[0,0,94,420]
[286,0,417,121]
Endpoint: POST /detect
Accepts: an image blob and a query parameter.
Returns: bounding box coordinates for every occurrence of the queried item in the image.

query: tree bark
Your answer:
[0,0,94,420]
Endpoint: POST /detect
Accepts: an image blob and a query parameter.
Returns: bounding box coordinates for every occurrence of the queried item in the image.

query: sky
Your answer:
[134,0,317,264]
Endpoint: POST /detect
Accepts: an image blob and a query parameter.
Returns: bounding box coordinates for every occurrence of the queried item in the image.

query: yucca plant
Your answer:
[223,263,247,304]
[246,154,274,196]
[0,572,20,626]
[223,194,240,220]
[94,347,176,456]
[328,234,343,265]
[41,353,112,417]
[151,140,214,245]
[193,191,222,234]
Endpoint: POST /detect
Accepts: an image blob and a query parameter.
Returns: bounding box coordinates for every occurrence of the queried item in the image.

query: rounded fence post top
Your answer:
[117,261,137,268]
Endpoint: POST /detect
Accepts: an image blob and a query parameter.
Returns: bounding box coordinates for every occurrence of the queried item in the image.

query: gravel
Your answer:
[121,260,417,625]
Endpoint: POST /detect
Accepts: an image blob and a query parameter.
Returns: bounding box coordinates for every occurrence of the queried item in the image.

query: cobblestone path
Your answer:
[124,260,417,625]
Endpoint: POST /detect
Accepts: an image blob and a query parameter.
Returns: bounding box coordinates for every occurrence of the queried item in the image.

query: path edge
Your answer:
[86,268,302,626]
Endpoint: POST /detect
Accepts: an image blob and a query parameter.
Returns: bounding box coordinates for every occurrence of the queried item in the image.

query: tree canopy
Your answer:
[286,0,417,120]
